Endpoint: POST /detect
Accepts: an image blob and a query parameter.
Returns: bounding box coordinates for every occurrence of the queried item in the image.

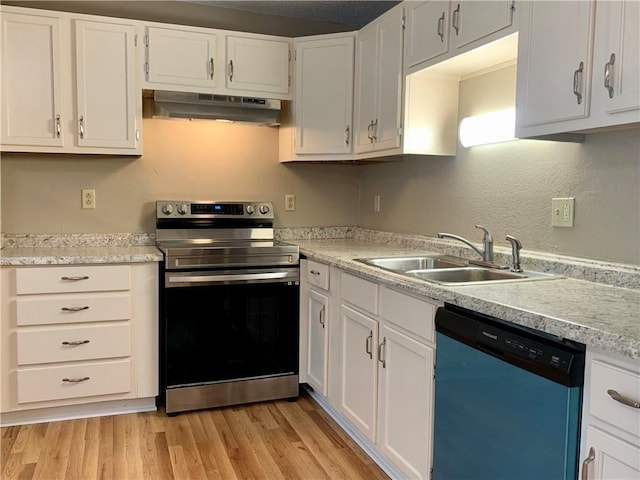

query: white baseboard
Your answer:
[0,397,157,427]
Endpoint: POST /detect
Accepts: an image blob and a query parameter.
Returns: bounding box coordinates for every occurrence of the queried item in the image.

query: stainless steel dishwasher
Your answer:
[433,305,585,480]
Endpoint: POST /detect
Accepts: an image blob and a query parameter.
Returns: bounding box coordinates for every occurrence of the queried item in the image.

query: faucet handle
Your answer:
[474,224,492,241]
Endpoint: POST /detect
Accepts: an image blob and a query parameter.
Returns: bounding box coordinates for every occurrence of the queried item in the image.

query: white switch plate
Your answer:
[82,189,96,209]
[285,194,295,211]
[551,197,574,227]
[374,194,381,213]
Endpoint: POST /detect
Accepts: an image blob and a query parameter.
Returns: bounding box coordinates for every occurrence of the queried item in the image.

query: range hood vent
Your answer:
[152,90,281,126]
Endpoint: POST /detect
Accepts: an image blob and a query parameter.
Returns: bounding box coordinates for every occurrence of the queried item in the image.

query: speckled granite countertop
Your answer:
[295,238,640,361]
[0,245,163,265]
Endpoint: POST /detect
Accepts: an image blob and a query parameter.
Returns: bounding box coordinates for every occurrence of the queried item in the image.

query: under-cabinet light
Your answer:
[459,108,516,147]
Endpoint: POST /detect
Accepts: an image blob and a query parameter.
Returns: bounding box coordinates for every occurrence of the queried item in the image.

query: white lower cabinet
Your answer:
[307,288,329,396]
[579,348,640,479]
[0,263,159,424]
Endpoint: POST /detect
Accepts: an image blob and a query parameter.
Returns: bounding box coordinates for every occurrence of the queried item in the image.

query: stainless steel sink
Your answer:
[406,267,558,286]
[355,255,466,272]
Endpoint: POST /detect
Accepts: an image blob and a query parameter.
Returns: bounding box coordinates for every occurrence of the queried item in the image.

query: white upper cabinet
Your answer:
[0,6,142,155]
[405,1,450,68]
[292,34,354,156]
[354,4,404,154]
[450,0,513,50]
[225,35,290,95]
[146,26,218,89]
[516,0,639,138]
[590,0,640,126]
[75,20,138,149]
[1,12,64,148]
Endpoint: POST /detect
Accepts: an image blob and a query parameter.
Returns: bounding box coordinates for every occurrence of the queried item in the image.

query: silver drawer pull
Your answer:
[62,340,90,346]
[607,389,640,409]
[61,306,89,312]
[61,276,89,281]
[310,270,321,275]
[62,377,90,383]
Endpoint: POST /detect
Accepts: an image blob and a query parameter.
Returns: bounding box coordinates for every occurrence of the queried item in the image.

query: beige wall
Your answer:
[359,66,640,264]
[1,119,360,233]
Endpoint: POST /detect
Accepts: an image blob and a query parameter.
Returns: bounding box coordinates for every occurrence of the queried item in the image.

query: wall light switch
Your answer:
[82,189,96,209]
[551,197,574,227]
[285,194,296,211]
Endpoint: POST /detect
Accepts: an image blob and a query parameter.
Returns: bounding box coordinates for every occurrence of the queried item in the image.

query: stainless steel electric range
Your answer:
[156,200,300,414]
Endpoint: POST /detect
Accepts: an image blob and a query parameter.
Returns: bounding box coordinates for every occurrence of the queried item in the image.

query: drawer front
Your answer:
[16,293,131,326]
[15,265,130,295]
[17,323,131,365]
[307,260,330,290]
[380,287,436,342]
[17,359,132,404]
[590,360,640,438]
[341,272,378,315]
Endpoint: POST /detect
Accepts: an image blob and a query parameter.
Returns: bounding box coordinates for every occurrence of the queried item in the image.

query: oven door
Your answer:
[161,268,299,389]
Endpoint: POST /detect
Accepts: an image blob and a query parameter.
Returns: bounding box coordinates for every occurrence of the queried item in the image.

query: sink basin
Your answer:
[407,267,558,286]
[355,255,466,272]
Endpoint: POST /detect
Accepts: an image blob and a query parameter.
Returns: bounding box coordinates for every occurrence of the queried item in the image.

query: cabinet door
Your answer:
[225,35,290,95]
[451,1,513,50]
[307,289,329,396]
[146,26,217,89]
[340,305,378,442]
[294,36,354,155]
[373,6,404,152]
[354,23,378,153]
[583,427,640,479]
[1,12,64,148]
[75,20,138,150]
[516,1,595,130]
[405,1,450,68]
[378,325,434,480]
[591,0,640,126]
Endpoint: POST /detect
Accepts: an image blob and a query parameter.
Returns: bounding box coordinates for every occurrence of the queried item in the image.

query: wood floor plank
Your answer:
[0,391,390,480]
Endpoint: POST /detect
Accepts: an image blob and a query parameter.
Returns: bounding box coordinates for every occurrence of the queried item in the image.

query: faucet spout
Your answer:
[437,225,494,263]
[437,232,486,261]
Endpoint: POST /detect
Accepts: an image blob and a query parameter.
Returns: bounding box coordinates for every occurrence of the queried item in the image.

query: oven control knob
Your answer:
[162,204,174,215]
[259,204,270,215]
[245,204,255,215]
[177,204,189,215]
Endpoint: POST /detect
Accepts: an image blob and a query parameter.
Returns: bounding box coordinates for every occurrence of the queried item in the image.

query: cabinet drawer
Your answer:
[341,272,378,315]
[15,265,130,295]
[16,293,131,326]
[17,323,131,365]
[590,360,640,438]
[307,260,330,290]
[380,287,436,342]
[17,359,131,404]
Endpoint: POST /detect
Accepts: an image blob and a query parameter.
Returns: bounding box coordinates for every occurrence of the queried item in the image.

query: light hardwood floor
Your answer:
[1,391,390,480]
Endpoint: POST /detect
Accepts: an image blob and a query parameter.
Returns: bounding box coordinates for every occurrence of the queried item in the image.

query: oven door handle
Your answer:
[167,270,298,286]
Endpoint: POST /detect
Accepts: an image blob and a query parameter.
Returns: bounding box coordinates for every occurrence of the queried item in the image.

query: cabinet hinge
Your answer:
[134,34,138,47]
[294,50,297,61]
[397,126,403,137]
[402,15,406,29]
[288,75,291,88]
[144,62,149,74]
[511,0,516,11]
[288,49,291,61]
[143,35,149,47]
[136,129,140,141]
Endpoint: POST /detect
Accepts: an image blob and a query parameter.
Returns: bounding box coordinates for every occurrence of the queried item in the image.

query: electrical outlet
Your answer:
[285,194,296,211]
[374,194,381,213]
[82,189,96,209]
[551,197,574,227]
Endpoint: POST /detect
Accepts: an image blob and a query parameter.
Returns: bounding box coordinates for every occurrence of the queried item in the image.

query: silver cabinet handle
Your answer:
[55,114,61,138]
[367,121,373,142]
[607,389,640,408]
[365,330,373,359]
[345,125,350,146]
[371,119,378,141]
[604,53,615,99]
[61,276,89,281]
[210,57,215,79]
[581,447,595,480]
[228,60,234,81]
[61,306,89,312]
[452,4,460,35]
[437,12,445,42]
[319,306,325,328]
[62,339,90,346]
[573,61,584,105]
[310,270,321,276]
[79,115,85,139]
[378,337,386,368]
[62,377,90,383]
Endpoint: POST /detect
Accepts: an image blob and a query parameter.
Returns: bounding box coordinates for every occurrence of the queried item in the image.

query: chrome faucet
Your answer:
[437,225,494,263]
[505,235,523,272]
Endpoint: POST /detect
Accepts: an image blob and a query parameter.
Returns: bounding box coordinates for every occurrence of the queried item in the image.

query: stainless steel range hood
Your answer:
[152,90,281,126]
